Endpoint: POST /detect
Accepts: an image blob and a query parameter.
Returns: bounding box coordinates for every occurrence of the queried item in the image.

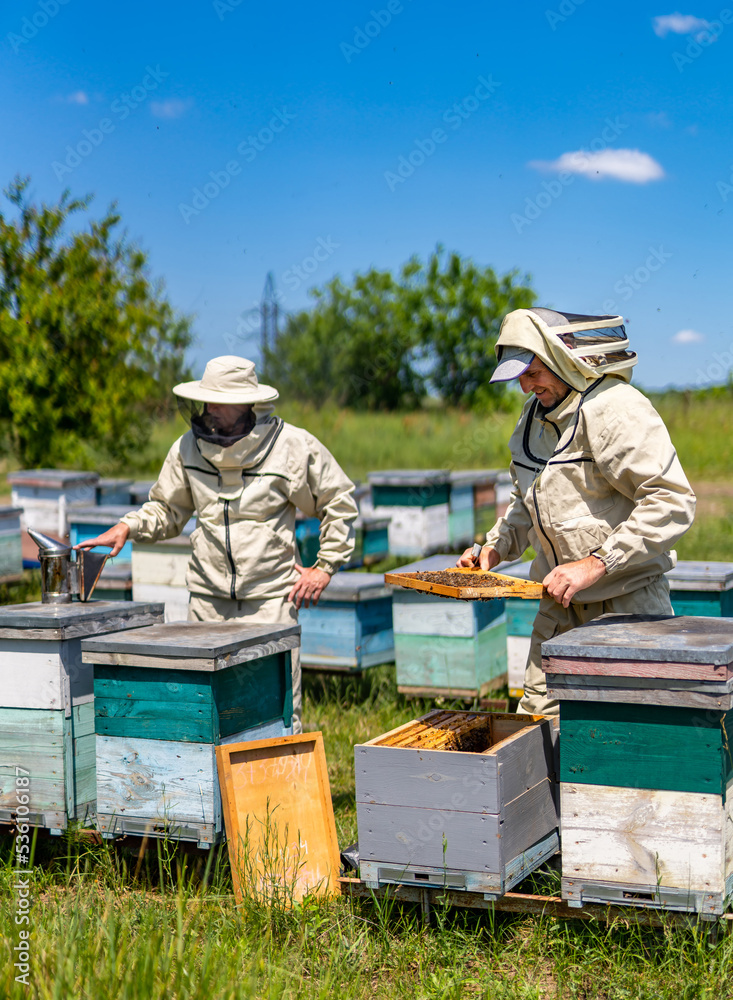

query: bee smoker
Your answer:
[28,528,108,604]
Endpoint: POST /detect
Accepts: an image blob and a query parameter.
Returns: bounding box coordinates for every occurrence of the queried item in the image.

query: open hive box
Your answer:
[355,709,559,897]
[384,568,545,601]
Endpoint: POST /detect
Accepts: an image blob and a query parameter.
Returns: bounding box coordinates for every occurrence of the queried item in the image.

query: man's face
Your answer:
[205,403,253,434]
[517,358,570,409]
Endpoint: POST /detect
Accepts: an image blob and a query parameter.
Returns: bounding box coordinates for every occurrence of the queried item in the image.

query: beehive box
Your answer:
[391,555,508,699]
[131,519,196,622]
[542,614,733,916]
[668,561,733,617]
[82,621,300,846]
[95,478,134,506]
[8,469,99,536]
[0,600,164,833]
[300,571,393,672]
[295,513,321,568]
[448,472,478,550]
[356,710,559,896]
[360,515,390,565]
[368,470,450,557]
[0,506,23,583]
[502,561,540,698]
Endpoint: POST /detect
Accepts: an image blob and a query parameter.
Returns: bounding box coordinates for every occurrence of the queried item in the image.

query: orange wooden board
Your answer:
[216,732,341,904]
[384,568,545,601]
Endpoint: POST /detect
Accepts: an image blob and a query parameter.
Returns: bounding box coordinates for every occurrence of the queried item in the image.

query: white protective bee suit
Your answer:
[484,309,696,716]
[120,357,358,733]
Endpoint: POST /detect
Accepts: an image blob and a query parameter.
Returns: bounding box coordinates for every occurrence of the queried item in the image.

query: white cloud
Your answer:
[672,328,705,343]
[150,98,193,120]
[529,148,665,183]
[653,12,711,37]
[53,90,89,105]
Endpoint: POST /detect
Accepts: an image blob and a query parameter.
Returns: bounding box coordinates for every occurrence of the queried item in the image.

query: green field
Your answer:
[2,669,733,1000]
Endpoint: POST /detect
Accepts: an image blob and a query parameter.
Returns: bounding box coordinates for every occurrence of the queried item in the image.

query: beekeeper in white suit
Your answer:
[459,308,696,717]
[78,356,359,733]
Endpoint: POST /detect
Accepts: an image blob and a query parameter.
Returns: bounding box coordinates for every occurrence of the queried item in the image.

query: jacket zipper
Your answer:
[223,499,237,599]
[532,477,558,568]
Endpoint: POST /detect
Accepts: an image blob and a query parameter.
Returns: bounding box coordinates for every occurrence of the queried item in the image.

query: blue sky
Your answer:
[2,0,732,390]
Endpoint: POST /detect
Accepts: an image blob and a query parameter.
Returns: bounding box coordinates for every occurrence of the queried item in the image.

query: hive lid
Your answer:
[81,620,300,664]
[367,469,450,487]
[542,614,733,665]
[69,504,139,523]
[665,561,733,592]
[0,600,164,638]
[7,469,99,488]
[317,571,390,602]
[449,469,503,487]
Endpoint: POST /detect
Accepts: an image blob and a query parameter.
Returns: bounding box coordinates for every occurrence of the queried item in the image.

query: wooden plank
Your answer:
[496,777,559,864]
[495,719,558,806]
[338,878,724,926]
[0,603,164,641]
[543,654,729,681]
[216,732,341,903]
[560,700,730,795]
[385,569,545,601]
[398,676,507,701]
[561,782,725,891]
[96,735,220,828]
[0,708,66,815]
[546,679,733,711]
[548,672,733,694]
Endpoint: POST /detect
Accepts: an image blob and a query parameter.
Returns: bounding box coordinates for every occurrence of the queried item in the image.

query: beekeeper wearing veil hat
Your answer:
[77,356,359,734]
[458,308,696,717]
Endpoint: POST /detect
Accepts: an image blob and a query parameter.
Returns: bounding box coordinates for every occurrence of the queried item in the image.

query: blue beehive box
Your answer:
[391,554,508,698]
[300,571,394,672]
[96,478,134,506]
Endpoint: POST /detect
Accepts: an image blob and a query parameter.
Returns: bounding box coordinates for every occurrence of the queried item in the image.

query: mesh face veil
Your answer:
[528,307,636,375]
[177,398,257,446]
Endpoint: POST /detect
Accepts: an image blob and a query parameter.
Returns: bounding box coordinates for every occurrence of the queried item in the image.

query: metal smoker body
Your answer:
[28,528,108,604]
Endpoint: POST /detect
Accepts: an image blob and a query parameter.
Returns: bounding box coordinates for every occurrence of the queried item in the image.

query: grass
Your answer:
[2,670,733,998]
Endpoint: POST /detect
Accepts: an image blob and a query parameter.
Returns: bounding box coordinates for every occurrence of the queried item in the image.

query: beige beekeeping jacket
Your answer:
[486,315,695,604]
[121,406,358,601]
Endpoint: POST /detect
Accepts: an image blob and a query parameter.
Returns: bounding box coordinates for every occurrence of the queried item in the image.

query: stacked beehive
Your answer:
[131,519,196,621]
[0,506,24,583]
[299,571,393,673]
[543,614,733,917]
[448,472,478,550]
[9,469,98,537]
[356,709,559,897]
[81,621,299,847]
[0,600,163,834]
[367,470,450,557]
[668,561,733,617]
[391,554,508,699]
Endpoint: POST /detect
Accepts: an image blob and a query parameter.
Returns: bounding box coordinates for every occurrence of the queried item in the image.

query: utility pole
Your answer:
[260,272,279,360]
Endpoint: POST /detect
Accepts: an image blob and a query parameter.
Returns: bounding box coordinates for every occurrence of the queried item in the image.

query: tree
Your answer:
[0,177,192,468]
[263,248,535,410]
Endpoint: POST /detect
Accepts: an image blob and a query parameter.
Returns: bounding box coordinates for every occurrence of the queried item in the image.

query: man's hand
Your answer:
[288,565,331,609]
[74,523,130,558]
[543,555,606,608]
[457,545,501,571]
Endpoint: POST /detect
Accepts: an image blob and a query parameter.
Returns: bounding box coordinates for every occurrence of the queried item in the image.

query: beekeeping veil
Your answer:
[491,308,637,392]
[173,356,279,446]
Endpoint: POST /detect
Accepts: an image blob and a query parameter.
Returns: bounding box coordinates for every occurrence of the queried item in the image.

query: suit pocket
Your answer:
[552,518,606,564]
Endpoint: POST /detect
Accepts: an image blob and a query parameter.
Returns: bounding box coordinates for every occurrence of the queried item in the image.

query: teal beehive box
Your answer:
[82,621,300,846]
[667,561,733,617]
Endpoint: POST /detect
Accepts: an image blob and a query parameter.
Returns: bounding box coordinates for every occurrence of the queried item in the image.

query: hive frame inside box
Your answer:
[356,710,559,898]
[82,622,299,847]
